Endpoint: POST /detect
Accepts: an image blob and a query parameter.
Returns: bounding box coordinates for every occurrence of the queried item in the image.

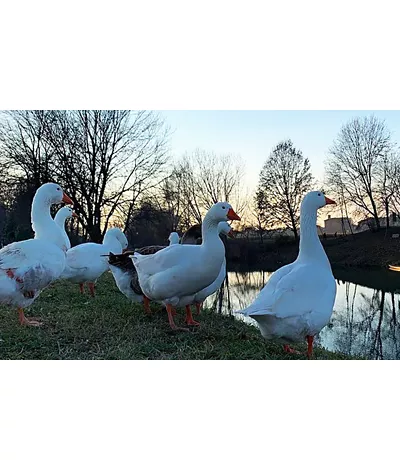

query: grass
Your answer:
[0,273,350,360]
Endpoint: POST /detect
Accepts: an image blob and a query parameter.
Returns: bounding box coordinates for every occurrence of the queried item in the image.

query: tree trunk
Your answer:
[385,201,390,229]
[343,199,354,236]
[369,196,381,231]
[289,206,298,240]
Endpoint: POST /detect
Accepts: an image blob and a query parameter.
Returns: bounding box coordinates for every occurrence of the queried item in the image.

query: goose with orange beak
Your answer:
[193,221,235,316]
[0,183,74,326]
[237,191,337,359]
[162,221,235,322]
[131,202,240,330]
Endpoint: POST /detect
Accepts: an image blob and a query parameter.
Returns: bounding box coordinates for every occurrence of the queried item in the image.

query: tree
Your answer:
[255,140,312,239]
[2,179,36,243]
[125,200,175,247]
[0,110,55,189]
[157,170,189,232]
[252,190,273,243]
[0,110,170,242]
[325,165,354,235]
[161,150,248,230]
[187,150,247,214]
[376,151,400,229]
[326,116,394,231]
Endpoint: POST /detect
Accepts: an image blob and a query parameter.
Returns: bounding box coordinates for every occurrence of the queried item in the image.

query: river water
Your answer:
[204,266,400,359]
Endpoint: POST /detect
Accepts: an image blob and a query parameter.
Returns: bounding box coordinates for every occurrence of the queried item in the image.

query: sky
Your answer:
[159,110,400,192]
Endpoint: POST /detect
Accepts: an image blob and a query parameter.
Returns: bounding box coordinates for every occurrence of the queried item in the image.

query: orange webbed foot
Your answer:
[143,296,152,314]
[166,304,189,332]
[185,305,200,326]
[18,308,43,327]
[306,335,314,360]
[88,282,96,297]
[283,344,301,355]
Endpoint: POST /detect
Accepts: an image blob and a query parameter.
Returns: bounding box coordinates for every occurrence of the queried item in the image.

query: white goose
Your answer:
[0,183,72,326]
[168,232,180,245]
[167,221,234,325]
[54,206,77,251]
[61,227,128,296]
[131,202,240,330]
[237,191,337,359]
[107,231,180,310]
[193,221,234,314]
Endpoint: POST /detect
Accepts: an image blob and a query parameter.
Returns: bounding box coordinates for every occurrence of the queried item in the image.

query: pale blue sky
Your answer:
[160,111,400,191]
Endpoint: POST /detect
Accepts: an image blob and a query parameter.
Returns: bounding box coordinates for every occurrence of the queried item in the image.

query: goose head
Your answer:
[54,206,78,224]
[168,232,180,245]
[301,191,336,212]
[32,183,73,251]
[34,182,73,207]
[206,202,241,224]
[218,221,235,238]
[104,227,129,251]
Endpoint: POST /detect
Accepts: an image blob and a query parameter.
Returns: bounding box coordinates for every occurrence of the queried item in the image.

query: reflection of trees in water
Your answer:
[327,281,358,355]
[210,275,231,315]
[205,271,273,316]
[208,270,400,359]
[321,283,400,359]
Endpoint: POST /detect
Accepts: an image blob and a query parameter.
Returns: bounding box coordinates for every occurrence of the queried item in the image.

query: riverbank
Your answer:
[0,274,348,360]
[228,227,400,270]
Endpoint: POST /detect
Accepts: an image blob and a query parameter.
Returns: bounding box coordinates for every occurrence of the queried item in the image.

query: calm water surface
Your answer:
[204,266,400,359]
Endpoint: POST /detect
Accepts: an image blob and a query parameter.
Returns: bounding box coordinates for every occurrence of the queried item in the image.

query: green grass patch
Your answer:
[0,273,350,360]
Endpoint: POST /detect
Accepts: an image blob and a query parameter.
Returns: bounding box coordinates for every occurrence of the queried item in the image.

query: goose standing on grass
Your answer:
[236,191,336,359]
[54,206,77,251]
[107,231,182,313]
[193,221,234,315]
[61,227,128,296]
[165,221,235,325]
[131,202,240,330]
[0,183,73,326]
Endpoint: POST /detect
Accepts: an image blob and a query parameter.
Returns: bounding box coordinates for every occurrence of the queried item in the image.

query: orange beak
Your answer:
[62,193,73,205]
[72,212,78,218]
[227,230,235,239]
[325,196,336,205]
[227,208,241,221]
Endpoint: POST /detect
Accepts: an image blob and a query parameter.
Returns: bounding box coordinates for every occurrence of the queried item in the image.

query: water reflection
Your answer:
[204,267,400,360]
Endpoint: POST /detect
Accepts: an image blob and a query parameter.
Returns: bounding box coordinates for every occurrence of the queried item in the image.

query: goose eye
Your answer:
[222,206,226,209]
[57,188,61,191]
[318,193,321,196]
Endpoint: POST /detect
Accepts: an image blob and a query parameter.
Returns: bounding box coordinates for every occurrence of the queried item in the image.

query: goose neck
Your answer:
[201,215,221,245]
[298,209,328,265]
[31,193,53,233]
[55,214,67,228]
[32,193,66,252]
